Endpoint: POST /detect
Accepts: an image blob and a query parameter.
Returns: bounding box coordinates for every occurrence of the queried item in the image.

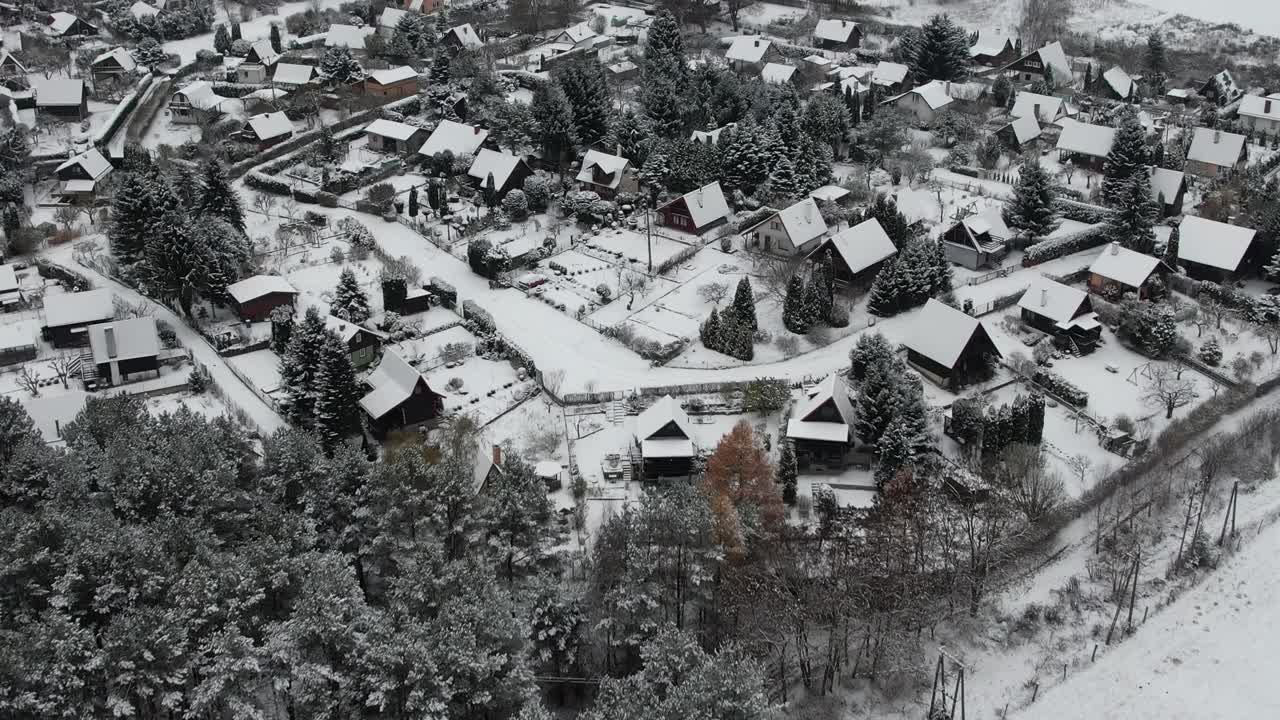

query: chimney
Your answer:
[1040,287,1048,307]
[805,201,813,222]
[1267,99,1273,114]
[1110,241,1119,255]
[697,186,704,206]
[754,39,760,47]
[1033,103,1041,121]
[473,125,480,134]
[54,419,61,438]
[1214,129,1221,143]
[492,444,501,466]
[104,326,117,359]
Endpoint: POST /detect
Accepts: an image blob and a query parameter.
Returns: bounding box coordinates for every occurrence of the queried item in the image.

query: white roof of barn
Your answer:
[726,36,771,64]
[814,18,858,43]
[822,217,897,275]
[1089,242,1160,287]
[92,47,136,72]
[773,197,829,248]
[1149,167,1185,204]
[906,299,989,369]
[34,78,83,107]
[797,373,856,424]
[969,31,1011,57]
[1187,127,1246,168]
[661,181,730,229]
[1031,41,1072,83]
[325,23,373,48]
[1004,113,1042,144]
[558,22,597,44]
[761,62,797,84]
[88,316,159,365]
[129,1,160,19]
[419,119,489,158]
[576,149,630,189]
[1103,66,1135,97]
[378,6,408,28]
[889,79,953,110]
[810,184,850,203]
[1017,276,1088,325]
[173,80,226,110]
[0,51,27,74]
[43,288,113,329]
[1056,119,1115,158]
[804,54,832,67]
[1011,92,1072,124]
[467,148,524,188]
[1178,216,1255,272]
[273,62,315,85]
[365,118,420,141]
[226,274,296,304]
[447,23,484,50]
[246,111,293,140]
[1238,93,1280,121]
[360,349,426,419]
[872,61,909,85]
[57,147,112,180]
[368,65,417,85]
[635,394,692,441]
[0,264,16,294]
[48,12,80,35]
[0,319,37,350]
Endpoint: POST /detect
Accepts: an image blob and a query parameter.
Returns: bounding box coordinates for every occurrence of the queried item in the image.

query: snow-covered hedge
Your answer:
[1033,369,1089,407]
[1055,198,1109,224]
[1021,224,1109,267]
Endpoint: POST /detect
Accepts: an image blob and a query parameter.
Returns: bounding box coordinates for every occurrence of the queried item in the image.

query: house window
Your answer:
[771,221,780,230]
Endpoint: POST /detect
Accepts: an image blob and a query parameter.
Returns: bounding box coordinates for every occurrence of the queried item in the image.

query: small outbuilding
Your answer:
[34,78,87,120]
[443,23,484,51]
[1087,242,1166,299]
[226,274,298,322]
[467,148,533,199]
[47,12,97,37]
[813,19,861,51]
[237,40,281,83]
[171,80,228,124]
[55,148,113,205]
[419,119,489,160]
[940,209,1010,270]
[1148,166,1187,217]
[43,288,114,348]
[1176,215,1256,282]
[634,395,696,480]
[363,65,418,98]
[0,319,38,366]
[1099,66,1136,100]
[725,37,775,72]
[242,111,294,149]
[997,113,1042,150]
[364,118,425,154]
[1010,92,1074,125]
[326,315,385,368]
[741,197,830,256]
[360,349,443,438]
[905,299,1002,389]
[90,47,137,86]
[1237,93,1280,137]
[1185,127,1248,179]
[807,217,897,287]
[575,149,635,199]
[656,181,731,235]
[1055,119,1116,171]
[786,374,858,469]
[969,32,1016,67]
[1001,40,1072,87]
[273,63,317,90]
[1017,277,1101,354]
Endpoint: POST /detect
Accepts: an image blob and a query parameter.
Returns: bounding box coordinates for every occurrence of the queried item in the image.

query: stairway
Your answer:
[71,351,95,383]
[606,399,626,425]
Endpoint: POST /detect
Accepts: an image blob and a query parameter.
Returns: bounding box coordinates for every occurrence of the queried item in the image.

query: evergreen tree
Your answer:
[732,320,754,360]
[555,59,612,146]
[408,186,419,217]
[1107,174,1156,254]
[320,47,364,83]
[812,251,835,323]
[855,361,898,446]
[432,50,451,85]
[1025,393,1046,443]
[766,154,800,201]
[700,307,721,350]
[992,74,1013,108]
[803,274,825,328]
[893,373,930,453]
[1163,223,1181,267]
[721,120,769,195]
[314,334,361,454]
[645,9,684,64]
[198,158,245,234]
[269,23,282,54]
[108,165,178,264]
[778,442,798,505]
[875,417,916,486]
[532,80,578,174]
[858,194,912,246]
[927,239,954,295]
[1004,156,1060,238]
[867,257,902,317]
[270,305,294,355]
[910,14,971,82]
[719,309,739,356]
[1264,247,1280,282]
[1101,107,1149,205]
[849,332,894,382]
[1145,31,1166,76]
[731,277,757,331]
[213,25,231,55]
[801,94,850,154]
[330,268,372,323]
[783,274,809,333]
[281,307,328,427]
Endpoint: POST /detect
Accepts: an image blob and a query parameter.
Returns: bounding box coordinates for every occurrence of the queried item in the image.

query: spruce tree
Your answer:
[721,120,769,195]
[1025,393,1046,443]
[875,417,916,486]
[849,332,893,382]
[330,267,372,324]
[855,361,898,445]
[803,274,825,328]
[910,14,971,82]
[1264,247,1280,282]
[1102,108,1149,206]
[408,186,419,217]
[314,333,361,454]
[731,277,757,331]
[893,373,930,453]
[320,47,363,83]
[109,165,179,265]
[213,25,231,55]
[198,158,245,234]
[281,307,328,427]
[269,24,282,54]
[810,251,835,323]
[783,274,809,333]
[555,58,612,146]
[532,80,578,174]
[645,9,683,64]
[733,321,754,360]
[1004,156,1060,238]
[766,154,800,201]
[700,307,722,350]
[927,239,953,295]
[1163,223,1181,267]
[778,442,798,505]
[867,257,902,317]
[1106,174,1156,254]
[432,50,451,85]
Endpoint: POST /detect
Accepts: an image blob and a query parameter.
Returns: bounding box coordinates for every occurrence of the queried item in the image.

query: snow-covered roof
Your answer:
[1010,92,1071,124]
[56,147,112,180]
[1187,127,1246,169]
[1031,41,1072,83]
[642,437,696,459]
[419,119,489,158]
[1102,66,1135,98]
[368,65,417,85]
[0,264,16,294]
[365,118,420,141]
[0,319,37,351]
[1238,93,1280,122]
[92,47,136,72]
[821,217,897,275]
[872,61,909,86]
[888,79,953,110]
[804,54,832,67]
[360,350,427,420]
[534,460,561,479]
[726,36,771,64]
[0,51,27,74]
[786,419,849,443]
[659,181,730,229]
[48,12,81,35]
[636,394,692,441]
[34,78,83,107]
[691,123,735,145]
[1017,276,1088,325]
[557,21,597,44]
[325,23,373,48]
[796,373,855,425]
[1055,119,1115,158]
[25,390,88,444]
[969,31,1011,58]
[761,62,797,84]
[1003,113,1042,144]
[1201,69,1239,97]
[1089,242,1160,287]
[88,317,159,365]
[467,148,524,188]
[325,314,383,344]
[273,62,315,85]
[1178,216,1255,272]
[227,274,296,304]
[814,18,858,43]
[810,185,850,203]
[762,197,828,248]
[447,23,484,50]
[173,80,226,110]
[61,179,97,194]
[906,299,990,369]
[43,288,113,329]
[378,6,408,28]
[576,149,630,189]
[129,1,160,19]
[246,39,280,66]
[246,111,293,141]
[1149,167,1184,204]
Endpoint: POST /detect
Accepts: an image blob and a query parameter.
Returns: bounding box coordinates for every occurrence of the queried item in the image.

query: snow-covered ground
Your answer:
[1133,0,1280,36]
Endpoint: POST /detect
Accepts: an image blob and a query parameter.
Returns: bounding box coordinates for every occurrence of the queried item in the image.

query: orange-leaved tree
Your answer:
[702,420,784,558]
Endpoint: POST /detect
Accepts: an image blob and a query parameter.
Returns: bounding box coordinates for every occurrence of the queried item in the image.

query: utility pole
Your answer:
[645,201,653,272]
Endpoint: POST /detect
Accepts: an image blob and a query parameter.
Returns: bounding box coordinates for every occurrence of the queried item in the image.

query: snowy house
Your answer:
[786,374,858,469]
[377,7,408,37]
[0,319,38,366]
[0,50,26,81]
[1017,277,1101,354]
[325,23,375,50]
[472,442,506,494]
[691,123,736,145]
[871,61,910,92]
[467,148,533,199]
[553,22,599,50]
[1010,92,1074,125]
[88,317,161,387]
[997,113,1042,149]
[402,0,445,13]
[42,288,113,348]
[606,59,639,81]
[741,197,830,256]
[443,23,484,51]
[272,63,317,90]
[904,299,1001,389]
[24,390,89,446]
[575,149,635,198]
[813,19,861,51]
[1055,119,1116,170]
[55,147,113,205]
[325,315,385,368]
[1185,127,1248,179]
[940,209,1010,270]
[1148,166,1187,217]
[90,48,136,86]
[969,32,1016,67]
[1176,216,1256,282]
[226,274,297,321]
[1002,41,1072,87]
[34,78,86,120]
[129,1,160,20]
[47,12,96,37]
[725,37,775,72]
[364,118,426,154]
[0,264,22,311]
[363,65,418,98]
[242,111,295,149]
[807,217,897,286]
[419,119,489,161]
[1198,69,1241,106]
[237,40,281,83]
[761,62,798,85]
[1099,66,1136,100]
[809,184,851,205]
[657,181,730,235]
[884,80,954,125]
[534,460,563,491]
[360,349,443,438]
[1088,242,1166,299]
[170,80,228,124]
[634,395,695,480]
[1237,94,1280,137]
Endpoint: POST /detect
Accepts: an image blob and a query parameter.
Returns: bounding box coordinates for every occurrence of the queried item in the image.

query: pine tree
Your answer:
[700,307,722,350]
[330,267,372,323]
[408,186,419,217]
[213,25,231,55]
[532,80,578,174]
[269,24,282,54]
[803,274,825,328]
[281,307,328,427]
[783,274,809,333]
[766,154,800,201]
[314,333,361,454]
[721,120,769,195]
[320,47,364,84]
[109,165,179,264]
[849,332,893,382]
[1163,223,1181,266]
[992,74,1013,108]
[867,257,902,317]
[1145,31,1166,76]
[910,14,971,82]
[1102,108,1149,206]
[198,158,245,234]
[555,59,612,146]
[778,442,798,505]
[855,361,898,446]
[731,277,757,331]
[875,417,916,486]
[1106,174,1156,254]
[1004,156,1060,238]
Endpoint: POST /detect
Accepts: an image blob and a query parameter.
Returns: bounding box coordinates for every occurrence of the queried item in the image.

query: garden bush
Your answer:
[1033,369,1089,407]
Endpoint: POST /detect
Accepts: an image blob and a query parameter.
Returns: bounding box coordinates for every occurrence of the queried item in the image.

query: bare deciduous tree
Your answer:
[1143,364,1197,419]
[253,192,276,217]
[48,353,77,389]
[617,270,649,311]
[17,366,41,396]
[1017,0,1074,50]
[697,281,730,306]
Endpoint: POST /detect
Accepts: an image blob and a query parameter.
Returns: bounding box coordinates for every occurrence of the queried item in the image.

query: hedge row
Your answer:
[1054,197,1110,224]
[1022,224,1109,266]
[1033,369,1089,407]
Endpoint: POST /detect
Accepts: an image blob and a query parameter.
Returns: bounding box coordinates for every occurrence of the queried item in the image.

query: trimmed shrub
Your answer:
[1033,369,1088,407]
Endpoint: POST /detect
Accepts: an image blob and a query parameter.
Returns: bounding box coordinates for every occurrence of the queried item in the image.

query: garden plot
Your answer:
[286,260,385,315]
[389,325,475,370]
[951,247,1099,309]
[424,355,534,425]
[227,349,285,403]
[583,227,696,269]
[1172,295,1280,382]
[145,391,233,422]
